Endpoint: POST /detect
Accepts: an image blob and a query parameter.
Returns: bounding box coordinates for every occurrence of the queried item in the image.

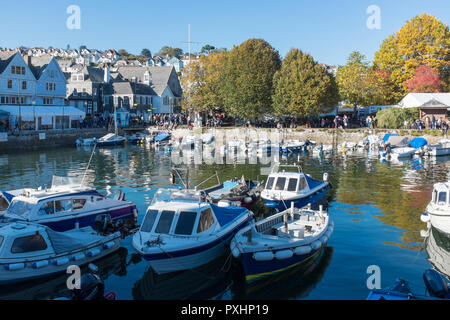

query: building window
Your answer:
[7,80,12,89]
[22,81,27,90]
[11,66,15,74]
[0,97,4,104]
[21,67,25,75]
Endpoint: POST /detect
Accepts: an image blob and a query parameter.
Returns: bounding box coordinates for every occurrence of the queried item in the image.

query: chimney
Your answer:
[104,65,111,83]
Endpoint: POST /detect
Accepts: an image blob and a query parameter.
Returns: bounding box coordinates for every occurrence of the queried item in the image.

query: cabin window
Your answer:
[141,210,158,232]
[197,208,214,233]
[155,210,175,234]
[174,211,197,235]
[39,201,55,215]
[275,178,286,191]
[266,177,275,190]
[73,199,87,210]
[299,177,307,190]
[11,234,48,253]
[287,178,298,192]
[438,192,447,204]
[54,200,72,213]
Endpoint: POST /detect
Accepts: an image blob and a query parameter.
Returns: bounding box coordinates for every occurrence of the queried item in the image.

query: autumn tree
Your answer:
[405,65,443,93]
[221,39,281,119]
[374,13,450,94]
[365,68,399,105]
[180,52,227,112]
[272,49,339,117]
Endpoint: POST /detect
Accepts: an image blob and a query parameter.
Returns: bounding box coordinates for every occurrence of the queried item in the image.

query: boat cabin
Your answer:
[5,186,102,220]
[263,172,310,194]
[140,201,218,237]
[431,183,450,207]
[0,223,55,259]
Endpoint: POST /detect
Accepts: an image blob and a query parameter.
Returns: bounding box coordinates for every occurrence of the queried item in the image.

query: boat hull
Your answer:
[239,242,325,283]
[97,139,125,147]
[141,217,251,274]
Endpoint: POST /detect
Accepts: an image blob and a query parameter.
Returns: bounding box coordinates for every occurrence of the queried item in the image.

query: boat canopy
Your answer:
[46,228,96,254]
[387,136,409,147]
[409,137,428,149]
[383,133,398,143]
[210,204,247,227]
[154,132,171,142]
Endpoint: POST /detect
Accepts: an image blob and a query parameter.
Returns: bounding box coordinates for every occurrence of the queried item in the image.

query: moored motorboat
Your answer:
[97,133,126,147]
[425,139,450,157]
[0,221,122,285]
[261,164,330,210]
[1,176,138,232]
[421,182,450,236]
[132,188,254,274]
[230,204,333,283]
[75,137,98,147]
[389,147,417,159]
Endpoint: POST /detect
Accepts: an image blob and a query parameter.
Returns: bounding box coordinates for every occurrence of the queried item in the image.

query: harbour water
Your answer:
[0,144,448,300]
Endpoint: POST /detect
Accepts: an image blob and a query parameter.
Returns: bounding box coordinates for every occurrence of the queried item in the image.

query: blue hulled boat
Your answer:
[261,164,331,211]
[0,176,137,232]
[231,205,333,283]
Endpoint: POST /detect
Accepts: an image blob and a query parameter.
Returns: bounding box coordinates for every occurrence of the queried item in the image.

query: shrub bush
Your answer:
[376,107,419,129]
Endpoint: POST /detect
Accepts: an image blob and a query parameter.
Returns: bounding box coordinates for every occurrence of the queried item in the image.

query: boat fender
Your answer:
[244,197,253,204]
[72,253,86,261]
[5,263,25,271]
[320,235,328,245]
[275,250,293,260]
[88,249,101,257]
[103,241,116,249]
[420,213,430,223]
[232,247,241,258]
[253,251,274,261]
[294,246,312,256]
[53,257,70,266]
[311,240,322,250]
[32,260,49,269]
[133,208,138,218]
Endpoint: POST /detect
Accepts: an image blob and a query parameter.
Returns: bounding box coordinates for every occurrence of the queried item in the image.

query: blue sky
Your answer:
[0,0,448,66]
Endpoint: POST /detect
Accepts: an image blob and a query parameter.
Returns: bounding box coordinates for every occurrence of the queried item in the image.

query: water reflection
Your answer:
[231,247,334,300]
[426,227,450,278]
[132,253,233,300]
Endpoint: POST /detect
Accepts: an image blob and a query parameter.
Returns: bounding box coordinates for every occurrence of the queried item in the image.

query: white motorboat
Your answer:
[1,176,138,232]
[425,139,450,157]
[312,144,333,155]
[97,133,126,147]
[0,221,121,284]
[261,164,330,211]
[230,204,333,283]
[421,182,450,236]
[132,188,254,274]
[390,147,417,159]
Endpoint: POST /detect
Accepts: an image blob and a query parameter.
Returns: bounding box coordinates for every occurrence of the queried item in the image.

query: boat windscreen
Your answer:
[7,200,34,217]
[51,176,84,189]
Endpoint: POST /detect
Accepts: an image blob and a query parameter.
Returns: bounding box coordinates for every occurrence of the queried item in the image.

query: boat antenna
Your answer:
[81,143,97,186]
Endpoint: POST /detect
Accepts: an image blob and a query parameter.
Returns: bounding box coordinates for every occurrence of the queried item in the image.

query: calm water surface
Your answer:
[0,144,449,300]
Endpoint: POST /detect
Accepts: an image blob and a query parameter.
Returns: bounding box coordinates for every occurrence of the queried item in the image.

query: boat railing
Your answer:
[194,171,221,191]
[254,213,285,234]
[270,162,303,174]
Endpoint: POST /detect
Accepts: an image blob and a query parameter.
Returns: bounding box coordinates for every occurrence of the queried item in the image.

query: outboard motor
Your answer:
[94,214,113,234]
[423,269,449,299]
[72,273,105,300]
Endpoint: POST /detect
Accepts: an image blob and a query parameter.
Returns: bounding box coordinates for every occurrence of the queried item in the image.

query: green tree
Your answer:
[181,52,227,112]
[376,107,419,129]
[141,48,152,58]
[79,45,87,51]
[374,13,450,94]
[201,45,216,55]
[221,38,281,119]
[118,49,130,58]
[336,51,371,112]
[272,49,339,117]
[157,46,184,58]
